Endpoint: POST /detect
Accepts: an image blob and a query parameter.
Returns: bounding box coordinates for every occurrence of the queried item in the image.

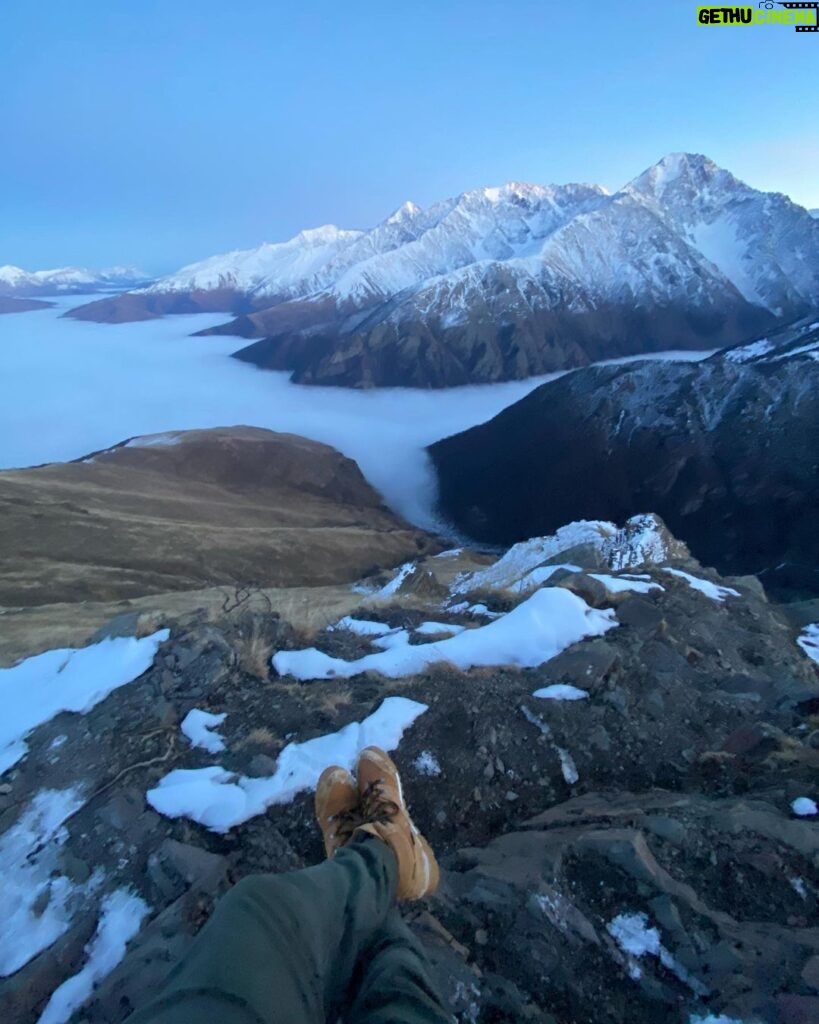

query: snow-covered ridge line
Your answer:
[0,265,148,296]
[132,152,818,322]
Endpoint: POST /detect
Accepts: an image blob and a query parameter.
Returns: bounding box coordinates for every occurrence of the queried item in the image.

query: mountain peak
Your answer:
[628,152,733,199]
[386,200,421,225]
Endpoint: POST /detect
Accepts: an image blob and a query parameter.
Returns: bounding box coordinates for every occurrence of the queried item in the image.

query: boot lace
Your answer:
[359,779,401,826]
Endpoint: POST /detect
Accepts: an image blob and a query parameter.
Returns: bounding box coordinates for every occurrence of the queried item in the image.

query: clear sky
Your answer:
[2,0,817,274]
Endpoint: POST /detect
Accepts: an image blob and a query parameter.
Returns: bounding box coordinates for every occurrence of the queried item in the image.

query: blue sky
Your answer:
[2,0,817,274]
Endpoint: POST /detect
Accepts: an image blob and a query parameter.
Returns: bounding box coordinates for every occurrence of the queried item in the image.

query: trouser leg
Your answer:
[126,835,397,1024]
[346,909,452,1024]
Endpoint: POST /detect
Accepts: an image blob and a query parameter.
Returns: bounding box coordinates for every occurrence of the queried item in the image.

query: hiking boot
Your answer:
[354,746,439,900]
[315,766,360,859]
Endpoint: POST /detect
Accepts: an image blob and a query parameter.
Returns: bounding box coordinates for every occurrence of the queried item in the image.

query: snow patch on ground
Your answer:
[330,617,394,637]
[0,630,170,775]
[414,751,442,776]
[511,564,582,593]
[452,515,673,595]
[532,684,589,701]
[37,889,149,1024]
[796,623,819,664]
[0,788,97,977]
[375,562,415,598]
[273,588,616,681]
[791,797,818,817]
[661,568,739,602]
[147,697,427,832]
[589,573,664,595]
[608,912,707,995]
[414,621,466,636]
[180,709,227,754]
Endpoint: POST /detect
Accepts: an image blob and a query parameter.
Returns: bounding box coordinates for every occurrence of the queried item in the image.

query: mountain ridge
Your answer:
[64,154,819,387]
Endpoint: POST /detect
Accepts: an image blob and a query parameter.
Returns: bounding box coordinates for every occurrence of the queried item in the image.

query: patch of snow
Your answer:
[453,515,673,595]
[37,889,149,1024]
[589,573,664,595]
[466,604,502,618]
[661,568,739,603]
[608,912,707,996]
[557,747,579,785]
[532,684,589,701]
[147,697,427,832]
[180,709,227,755]
[414,751,442,776]
[375,562,415,598]
[797,623,819,664]
[272,588,617,681]
[124,432,180,448]
[414,621,466,636]
[432,548,463,559]
[0,630,170,775]
[331,616,394,637]
[791,797,818,817]
[689,1015,747,1024]
[371,629,411,651]
[0,787,99,977]
[790,876,808,899]
[724,338,773,363]
[511,563,582,593]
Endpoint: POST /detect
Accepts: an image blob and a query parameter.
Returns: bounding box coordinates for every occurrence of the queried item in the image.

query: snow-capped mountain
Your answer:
[67,155,819,387]
[0,264,148,297]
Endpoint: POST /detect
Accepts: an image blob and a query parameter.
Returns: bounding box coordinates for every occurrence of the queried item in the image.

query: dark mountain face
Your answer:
[428,318,819,596]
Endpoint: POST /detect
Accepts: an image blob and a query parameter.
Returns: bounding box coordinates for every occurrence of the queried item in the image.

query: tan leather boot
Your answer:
[315,766,360,859]
[354,746,439,900]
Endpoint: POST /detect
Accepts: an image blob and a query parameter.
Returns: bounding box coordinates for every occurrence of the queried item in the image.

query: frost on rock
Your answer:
[608,912,708,995]
[532,684,589,701]
[330,616,394,637]
[180,709,227,754]
[797,623,819,664]
[451,514,680,595]
[0,788,98,977]
[414,750,442,776]
[147,697,427,832]
[273,588,616,681]
[414,621,466,636]
[37,889,149,1024]
[661,568,740,603]
[589,573,664,595]
[0,629,170,775]
[374,562,416,598]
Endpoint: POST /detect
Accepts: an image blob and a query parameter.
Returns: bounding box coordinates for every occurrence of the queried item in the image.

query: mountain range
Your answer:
[0,264,148,302]
[65,153,819,387]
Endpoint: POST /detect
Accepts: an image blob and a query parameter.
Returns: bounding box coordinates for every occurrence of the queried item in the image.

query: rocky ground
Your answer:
[1,515,817,1024]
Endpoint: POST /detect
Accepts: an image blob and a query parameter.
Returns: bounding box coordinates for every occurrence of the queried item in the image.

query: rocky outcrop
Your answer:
[1,518,817,1023]
[0,426,436,607]
[429,317,819,598]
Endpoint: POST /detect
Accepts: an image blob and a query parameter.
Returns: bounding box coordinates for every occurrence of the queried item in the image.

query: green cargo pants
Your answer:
[126,835,451,1024]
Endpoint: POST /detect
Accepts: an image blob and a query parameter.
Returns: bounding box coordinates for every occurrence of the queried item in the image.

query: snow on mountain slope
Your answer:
[64,154,819,387]
[146,226,363,298]
[628,153,819,315]
[0,265,145,297]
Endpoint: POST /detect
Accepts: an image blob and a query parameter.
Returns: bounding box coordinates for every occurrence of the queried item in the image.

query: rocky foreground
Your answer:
[1,510,818,1024]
